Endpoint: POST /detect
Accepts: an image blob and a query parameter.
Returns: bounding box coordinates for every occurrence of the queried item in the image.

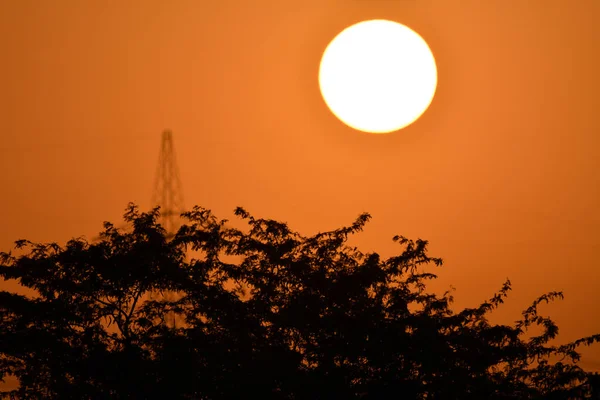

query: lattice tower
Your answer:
[151,130,185,236]
[150,129,185,328]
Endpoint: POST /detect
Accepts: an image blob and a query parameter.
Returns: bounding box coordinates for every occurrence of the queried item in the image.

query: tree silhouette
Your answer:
[1,203,599,399]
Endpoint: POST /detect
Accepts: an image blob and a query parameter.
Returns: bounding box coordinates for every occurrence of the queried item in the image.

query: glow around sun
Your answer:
[319,20,437,134]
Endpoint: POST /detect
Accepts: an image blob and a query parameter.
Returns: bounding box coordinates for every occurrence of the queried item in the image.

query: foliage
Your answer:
[0,203,599,399]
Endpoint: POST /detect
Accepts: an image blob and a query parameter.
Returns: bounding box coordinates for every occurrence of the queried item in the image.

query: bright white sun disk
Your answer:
[319,20,438,134]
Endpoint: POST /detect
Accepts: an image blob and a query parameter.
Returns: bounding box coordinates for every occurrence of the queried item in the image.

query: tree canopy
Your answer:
[1,203,599,399]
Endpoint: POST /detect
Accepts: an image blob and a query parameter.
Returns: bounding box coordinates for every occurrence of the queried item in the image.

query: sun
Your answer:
[318,20,438,134]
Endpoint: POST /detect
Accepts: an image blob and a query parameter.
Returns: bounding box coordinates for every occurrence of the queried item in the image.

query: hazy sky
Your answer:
[1,0,599,370]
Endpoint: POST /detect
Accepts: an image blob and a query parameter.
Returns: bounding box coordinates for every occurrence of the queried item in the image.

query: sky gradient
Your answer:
[1,0,599,375]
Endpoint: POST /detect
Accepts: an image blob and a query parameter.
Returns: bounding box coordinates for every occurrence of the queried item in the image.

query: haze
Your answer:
[1,0,599,375]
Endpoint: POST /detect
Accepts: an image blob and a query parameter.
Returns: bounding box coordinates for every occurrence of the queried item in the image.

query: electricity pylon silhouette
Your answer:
[151,129,185,236]
[150,130,185,328]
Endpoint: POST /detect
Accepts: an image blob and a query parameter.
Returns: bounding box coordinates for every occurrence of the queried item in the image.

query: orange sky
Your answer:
[1,0,599,371]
